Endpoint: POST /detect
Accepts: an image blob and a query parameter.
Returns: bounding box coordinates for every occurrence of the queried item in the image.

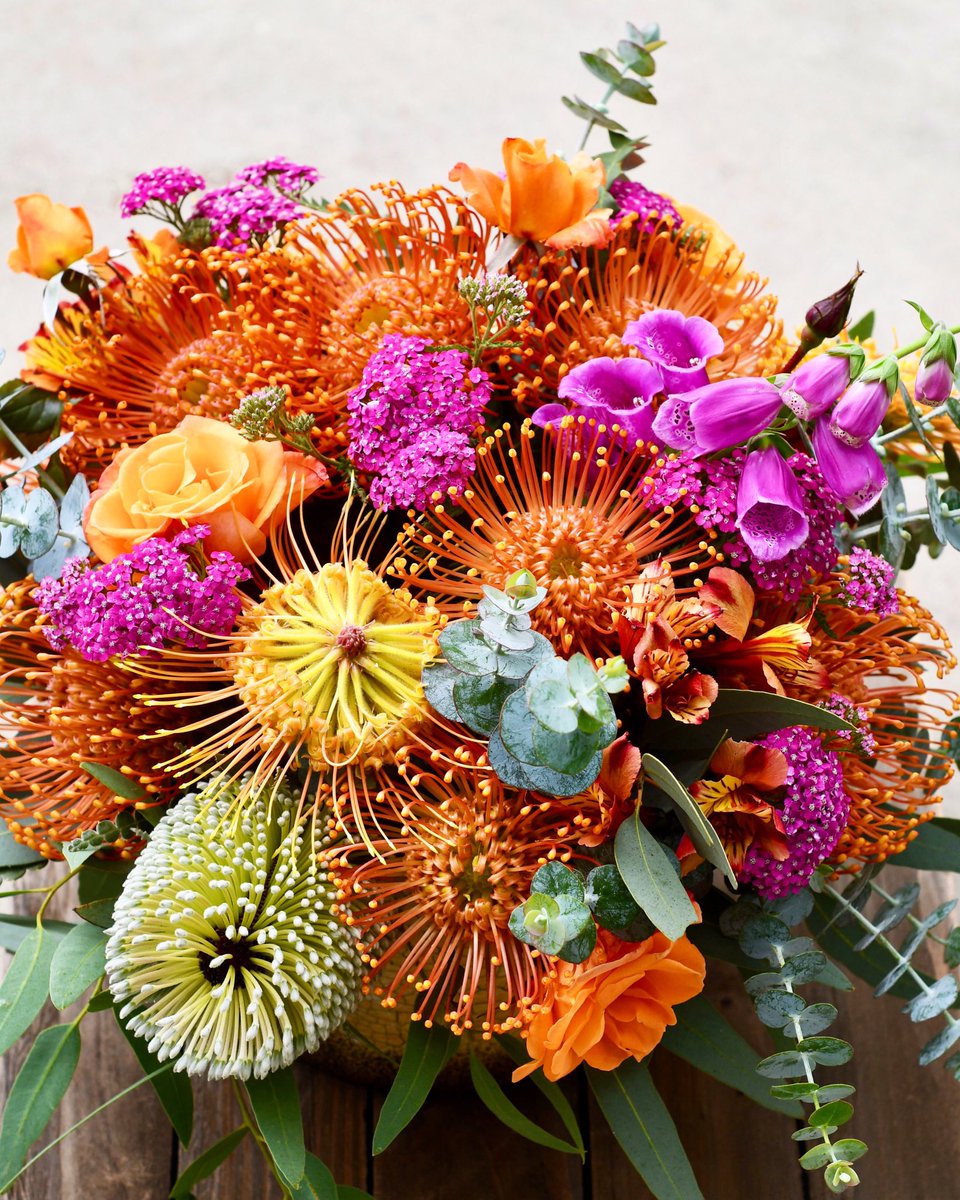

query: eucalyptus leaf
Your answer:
[0,926,56,1056]
[469,1054,583,1156]
[372,1020,455,1153]
[642,754,735,886]
[903,974,958,1022]
[115,1008,193,1145]
[421,662,461,721]
[452,672,517,736]
[614,806,696,941]
[246,1066,306,1187]
[49,921,106,1010]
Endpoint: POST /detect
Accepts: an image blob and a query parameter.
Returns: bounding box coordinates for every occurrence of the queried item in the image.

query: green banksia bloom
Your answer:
[105,779,361,1080]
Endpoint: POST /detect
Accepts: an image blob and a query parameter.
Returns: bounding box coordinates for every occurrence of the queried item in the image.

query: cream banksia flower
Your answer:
[105,779,361,1080]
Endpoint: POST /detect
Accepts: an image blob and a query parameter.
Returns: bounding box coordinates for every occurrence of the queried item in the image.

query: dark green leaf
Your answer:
[439,620,498,676]
[739,915,791,962]
[372,1020,455,1153]
[0,828,46,882]
[944,442,960,491]
[642,754,735,886]
[704,690,854,739]
[0,926,56,1056]
[614,806,696,941]
[796,1036,853,1066]
[49,921,106,1010]
[831,1137,868,1162]
[74,898,117,930]
[587,1061,704,1200]
[246,1066,305,1187]
[586,864,642,932]
[580,50,624,88]
[561,95,627,133]
[903,384,937,455]
[338,1191,376,1200]
[880,462,907,570]
[754,990,805,1029]
[468,1054,582,1156]
[846,311,875,341]
[486,732,601,797]
[170,1128,247,1198]
[781,951,828,986]
[0,1023,81,1191]
[0,915,73,954]
[558,919,597,964]
[660,995,802,1116]
[894,817,960,871]
[755,1050,808,1078]
[115,1010,193,1145]
[78,760,147,801]
[810,1100,854,1128]
[421,662,461,721]
[498,1036,585,1154]
[798,1143,835,1170]
[289,1152,338,1200]
[453,672,516,736]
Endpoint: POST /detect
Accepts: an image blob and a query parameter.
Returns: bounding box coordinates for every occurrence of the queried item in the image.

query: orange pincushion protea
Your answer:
[513,216,784,412]
[513,928,705,1081]
[390,417,720,658]
[329,746,604,1035]
[0,580,185,857]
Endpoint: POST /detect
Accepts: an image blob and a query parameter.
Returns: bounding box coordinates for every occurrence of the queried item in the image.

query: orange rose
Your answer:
[83,415,326,563]
[672,201,747,285]
[513,930,705,1082]
[450,137,611,249]
[8,194,94,280]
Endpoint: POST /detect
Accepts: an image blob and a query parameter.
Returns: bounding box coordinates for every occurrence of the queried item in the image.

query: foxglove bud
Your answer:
[804,267,863,341]
[736,447,809,562]
[812,420,886,516]
[915,327,957,406]
[828,357,898,447]
[687,377,783,452]
[779,346,863,420]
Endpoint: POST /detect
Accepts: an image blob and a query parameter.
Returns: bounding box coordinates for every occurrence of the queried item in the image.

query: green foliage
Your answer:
[169,1128,248,1198]
[372,1019,456,1153]
[115,1008,194,1146]
[0,1023,82,1191]
[468,1054,583,1157]
[0,464,90,581]
[587,1060,704,1200]
[48,922,106,1010]
[423,575,623,795]
[245,1066,306,1189]
[288,1152,339,1200]
[0,926,57,1056]
[0,914,73,953]
[508,862,595,962]
[498,1035,586,1154]
[614,804,697,941]
[0,827,47,883]
[641,754,735,886]
[895,816,960,871]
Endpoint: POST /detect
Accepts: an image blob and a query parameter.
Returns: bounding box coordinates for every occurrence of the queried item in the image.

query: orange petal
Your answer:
[699,567,755,641]
[545,210,613,251]
[448,162,505,228]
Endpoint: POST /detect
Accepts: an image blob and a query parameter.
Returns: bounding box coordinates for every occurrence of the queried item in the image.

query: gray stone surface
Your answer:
[1,0,958,805]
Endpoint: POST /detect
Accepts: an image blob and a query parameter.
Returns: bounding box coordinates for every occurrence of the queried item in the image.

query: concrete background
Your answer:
[1,0,958,798]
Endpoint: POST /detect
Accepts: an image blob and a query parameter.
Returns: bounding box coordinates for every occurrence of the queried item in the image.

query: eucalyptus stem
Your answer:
[578,83,618,151]
[875,402,949,446]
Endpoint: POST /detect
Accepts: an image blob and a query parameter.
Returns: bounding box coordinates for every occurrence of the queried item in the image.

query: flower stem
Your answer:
[578,84,618,152]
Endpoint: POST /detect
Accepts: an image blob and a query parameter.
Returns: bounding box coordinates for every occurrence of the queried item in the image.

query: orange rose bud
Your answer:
[513,930,706,1082]
[450,137,611,249]
[83,415,326,563]
[8,194,94,280]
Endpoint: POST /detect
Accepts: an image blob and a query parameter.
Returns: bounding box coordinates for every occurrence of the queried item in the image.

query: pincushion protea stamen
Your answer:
[105,777,361,1080]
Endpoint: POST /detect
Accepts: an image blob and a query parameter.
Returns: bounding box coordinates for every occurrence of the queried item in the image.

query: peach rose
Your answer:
[450,138,612,249]
[513,930,705,1082]
[83,415,326,563]
[8,194,94,280]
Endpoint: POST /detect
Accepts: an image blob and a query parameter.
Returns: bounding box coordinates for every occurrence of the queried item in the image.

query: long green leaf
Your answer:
[0,828,46,881]
[642,754,736,886]
[660,996,802,1116]
[288,1151,338,1199]
[587,1060,704,1200]
[614,806,696,941]
[115,1009,194,1146]
[468,1053,582,1157]
[0,915,73,953]
[0,926,56,1055]
[246,1066,306,1188]
[894,817,960,871]
[372,1020,455,1153]
[49,922,106,1010]
[170,1127,247,1198]
[0,1023,81,1191]
[338,1190,376,1200]
[707,690,854,738]
[499,1035,584,1154]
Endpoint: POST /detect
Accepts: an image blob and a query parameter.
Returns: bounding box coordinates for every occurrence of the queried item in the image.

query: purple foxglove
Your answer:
[651,393,704,454]
[622,309,724,393]
[538,355,662,442]
[686,377,783,452]
[915,328,957,405]
[780,350,860,420]
[828,376,893,447]
[812,419,886,516]
[736,447,809,562]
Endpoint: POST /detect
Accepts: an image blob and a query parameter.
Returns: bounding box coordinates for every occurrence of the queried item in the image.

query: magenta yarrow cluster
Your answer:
[840,546,900,617]
[609,177,682,233]
[235,156,321,195]
[120,166,206,218]
[36,525,248,662]
[195,184,302,249]
[739,726,850,898]
[347,334,491,511]
[820,691,878,759]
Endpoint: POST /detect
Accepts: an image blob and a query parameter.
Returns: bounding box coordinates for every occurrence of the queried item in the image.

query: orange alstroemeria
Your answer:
[685,738,789,871]
[580,734,643,847]
[450,137,611,249]
[8,194,94,280]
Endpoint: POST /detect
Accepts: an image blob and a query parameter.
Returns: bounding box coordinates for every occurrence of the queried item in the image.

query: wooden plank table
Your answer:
[3,867,958,1200]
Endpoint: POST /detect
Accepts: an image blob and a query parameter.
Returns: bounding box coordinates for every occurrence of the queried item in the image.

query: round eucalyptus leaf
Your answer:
[20,488,59,558]
[754,989,805,1029]
[0,485,26,557]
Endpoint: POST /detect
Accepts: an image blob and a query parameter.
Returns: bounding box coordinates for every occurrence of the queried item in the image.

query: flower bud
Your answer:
[812,419,886,516]
[828,357,898,447]
[687,377,784,452]
[505,568,538,600]
[805,267,863,341]
[735,447,809,562]
[780,347,862,420]
[915,327,957,405]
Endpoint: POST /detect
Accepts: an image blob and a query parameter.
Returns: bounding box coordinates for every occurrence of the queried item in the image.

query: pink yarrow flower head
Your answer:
[682,376,784,453]
[194,183,302,248]
[736,447,809,562]
[819,691,878,758]
[609,178,682,233]
[738,726,850,898]
[779,346,862,421]
[839,546,899,617]
[622,309,724,393]
[368,428,475,511]
[36,525,249,662]
[533,356,662,444]
[120,166,206,218]
[234,156,321,196]
[811,419,886,516]
[348,334,490,509]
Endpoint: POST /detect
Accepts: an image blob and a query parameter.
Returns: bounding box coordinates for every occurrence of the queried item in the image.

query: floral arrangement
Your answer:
[2,21,960,1199]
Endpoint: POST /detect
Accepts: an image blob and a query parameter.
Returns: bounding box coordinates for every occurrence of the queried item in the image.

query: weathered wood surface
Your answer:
[4,867,959,1200]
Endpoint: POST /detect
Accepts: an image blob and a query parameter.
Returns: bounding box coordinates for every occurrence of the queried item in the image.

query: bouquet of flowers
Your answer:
[1,21,959,1199]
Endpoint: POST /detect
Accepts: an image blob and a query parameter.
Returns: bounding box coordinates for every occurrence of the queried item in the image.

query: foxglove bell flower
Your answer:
[651,393,704,454]
[622,309,724,393]
[534,356,662,442]
[812,419,885,516]
[828,357,898,447]
[736,447,809,562]
[915,327,957,405]
[686,377,783,453]
[780,348,862,420]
